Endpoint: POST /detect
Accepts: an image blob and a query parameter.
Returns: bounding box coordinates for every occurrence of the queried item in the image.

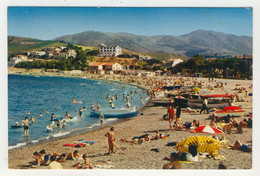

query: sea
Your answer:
[8,74,149,150]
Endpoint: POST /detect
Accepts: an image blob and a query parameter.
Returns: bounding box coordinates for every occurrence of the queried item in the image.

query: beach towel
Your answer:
[63,143,86,148]
[78,139,98,144]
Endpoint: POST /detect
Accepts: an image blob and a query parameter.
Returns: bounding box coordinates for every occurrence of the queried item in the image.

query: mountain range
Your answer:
[54,30,252,57]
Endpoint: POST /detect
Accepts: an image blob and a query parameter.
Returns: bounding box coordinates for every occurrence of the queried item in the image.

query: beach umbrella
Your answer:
[192,87,200,92]
[175,136,223,154]
[194,125,224,134]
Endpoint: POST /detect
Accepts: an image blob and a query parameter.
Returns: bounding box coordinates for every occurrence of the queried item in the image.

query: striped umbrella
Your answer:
[194,125,224,134]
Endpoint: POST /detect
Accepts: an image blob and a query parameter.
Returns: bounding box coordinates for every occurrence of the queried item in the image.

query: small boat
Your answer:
[214,106,245,116]
[152,99,171,106]
[200,94,235,99]
[187,99,230,109]
[90,108,138,118]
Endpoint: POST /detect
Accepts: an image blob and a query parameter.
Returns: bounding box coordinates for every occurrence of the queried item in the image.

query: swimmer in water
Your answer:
[72,98,76,103]
[45,109,49,114]
[26,111,31,115]
[91,104,95,109]
[79,107,83,117]
[57,105,60,109]
[51,113,55,121]
[62,120,66,128]
[111,102,115,109]
[39,113,43,117]
[64,112,70,119]
[97,102,101,109]
[31,116,36,123]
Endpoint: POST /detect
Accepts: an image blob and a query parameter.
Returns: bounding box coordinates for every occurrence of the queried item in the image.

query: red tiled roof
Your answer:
[103,62,116,66]
[89,62,104,66]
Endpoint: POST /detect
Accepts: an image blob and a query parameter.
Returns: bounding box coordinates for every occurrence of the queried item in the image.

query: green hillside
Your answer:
[8,36,68,57]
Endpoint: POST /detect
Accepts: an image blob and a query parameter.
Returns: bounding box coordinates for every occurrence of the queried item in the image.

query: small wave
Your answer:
[31,140,40,143]
[105,118,118,121]
[8,142,27,150]
[53,131,70,138]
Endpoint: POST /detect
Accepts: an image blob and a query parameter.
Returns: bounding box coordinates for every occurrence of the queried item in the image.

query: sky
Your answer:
[8,7,253,40]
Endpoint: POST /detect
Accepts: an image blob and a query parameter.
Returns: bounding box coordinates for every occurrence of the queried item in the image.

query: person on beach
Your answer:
[79,107,83,117]
[200,98,209,114]
[115,93,118,100]
[57,118,62,132]
[105,127,116,155]
[228,140,252,152]
[48,155,63,169]
[23,117,30,136]
[99,112,105,128]
[66,150,81,160]
[72,154,93,169]
[33,152,41,167]
[175,106,182,130]
[167,105,174,131]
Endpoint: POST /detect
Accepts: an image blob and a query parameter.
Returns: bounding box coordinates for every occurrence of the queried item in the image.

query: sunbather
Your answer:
[72,154,93,169]
[228,140,252,152]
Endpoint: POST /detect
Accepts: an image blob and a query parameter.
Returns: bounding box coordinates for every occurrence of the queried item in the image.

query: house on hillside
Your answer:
[68,49,77,58]
[163,58,184,67]
[99,43,122,57]
[139,55,152,61]
[88,62,123,74]
[8,55,28,67]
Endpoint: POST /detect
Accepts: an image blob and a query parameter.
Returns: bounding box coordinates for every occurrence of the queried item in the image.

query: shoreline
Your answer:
[8,68,253,169]
[8,70,151,150]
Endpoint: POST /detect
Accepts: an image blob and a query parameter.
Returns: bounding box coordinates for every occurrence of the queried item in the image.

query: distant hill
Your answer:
[54,30,252,57]
[8,36,68,57]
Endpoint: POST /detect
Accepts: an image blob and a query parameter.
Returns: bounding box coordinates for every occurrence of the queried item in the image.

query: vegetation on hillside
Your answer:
[171,54,252,79]
[8,36,68,59]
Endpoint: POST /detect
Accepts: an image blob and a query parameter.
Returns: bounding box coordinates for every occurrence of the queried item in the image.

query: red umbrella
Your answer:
[194,125,224,134]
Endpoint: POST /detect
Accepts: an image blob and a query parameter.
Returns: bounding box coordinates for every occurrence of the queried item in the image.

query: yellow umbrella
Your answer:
[175,136,223,156]
[192,87,201,92]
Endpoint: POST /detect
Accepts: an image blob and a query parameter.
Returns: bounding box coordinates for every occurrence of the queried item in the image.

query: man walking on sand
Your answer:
[105,127,115,155]
[200,98,209,114]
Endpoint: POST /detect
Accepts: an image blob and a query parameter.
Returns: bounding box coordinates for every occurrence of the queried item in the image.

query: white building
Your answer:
[163,58,184,67]
[68,49,77,58]
[139,55,152,61]
[88,62,123,74]
[9,55,28,66]
[99,43,122,57]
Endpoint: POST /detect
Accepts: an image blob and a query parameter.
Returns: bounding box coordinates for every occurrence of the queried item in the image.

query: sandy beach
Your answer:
[8,68,253,170]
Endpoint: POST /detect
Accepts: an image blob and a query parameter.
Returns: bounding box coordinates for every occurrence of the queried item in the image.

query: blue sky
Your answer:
[8,7,253,40]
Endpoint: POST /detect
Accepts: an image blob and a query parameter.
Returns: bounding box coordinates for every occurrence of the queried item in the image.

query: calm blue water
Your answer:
[8,74,149,149]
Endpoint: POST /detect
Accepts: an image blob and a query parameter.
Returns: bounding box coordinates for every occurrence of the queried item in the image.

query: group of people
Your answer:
[32,149,93,169]
[166,105,182,131]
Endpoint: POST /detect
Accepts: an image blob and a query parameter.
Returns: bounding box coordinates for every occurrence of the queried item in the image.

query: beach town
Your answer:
[7,7,253,171]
